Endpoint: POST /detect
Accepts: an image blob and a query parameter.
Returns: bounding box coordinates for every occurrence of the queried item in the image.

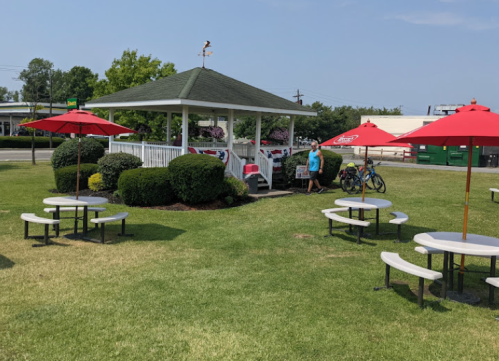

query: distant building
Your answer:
[0,102,68,136]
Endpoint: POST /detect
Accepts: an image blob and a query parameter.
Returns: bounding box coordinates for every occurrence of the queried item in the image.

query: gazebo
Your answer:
[86,67,316,187]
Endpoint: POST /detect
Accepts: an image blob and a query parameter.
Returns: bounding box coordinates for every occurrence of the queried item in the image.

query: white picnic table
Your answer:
[414,232,499,304]
[43,196,108,237]
[335,197,392,235]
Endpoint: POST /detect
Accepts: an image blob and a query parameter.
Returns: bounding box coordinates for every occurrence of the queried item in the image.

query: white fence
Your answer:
[110,140,280,187]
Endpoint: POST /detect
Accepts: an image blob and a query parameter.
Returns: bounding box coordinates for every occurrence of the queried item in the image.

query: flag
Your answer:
[188,147,230,165]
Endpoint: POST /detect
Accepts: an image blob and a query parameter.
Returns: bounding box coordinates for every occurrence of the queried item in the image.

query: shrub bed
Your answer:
[169,154,226,204]
[98,152,143,190]
[220,176,249,201]
[282,149,342,187]
[118,167,174,206]
[54,164,99,193]
[0,136,65,148]
[51,138,105,171]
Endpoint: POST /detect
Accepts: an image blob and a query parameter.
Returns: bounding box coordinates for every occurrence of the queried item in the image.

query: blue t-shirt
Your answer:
[309,149,320,171]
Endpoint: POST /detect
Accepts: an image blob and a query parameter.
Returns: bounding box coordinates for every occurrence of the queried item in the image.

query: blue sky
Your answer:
[1,0,498,114]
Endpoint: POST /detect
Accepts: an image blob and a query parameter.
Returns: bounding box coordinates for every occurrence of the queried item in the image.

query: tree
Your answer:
[64,66,98,102]
[19,58,53,109]
[20,104,44,165]
[234,115,290,140]
[0,87,7,101]
[92,49,177,139]
[294,102,403,143]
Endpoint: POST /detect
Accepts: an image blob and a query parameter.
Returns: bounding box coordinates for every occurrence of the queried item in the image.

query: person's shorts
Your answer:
[309,171,319,180]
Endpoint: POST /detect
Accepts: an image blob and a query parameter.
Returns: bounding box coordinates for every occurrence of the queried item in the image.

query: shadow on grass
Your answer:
[0,254,15,269]
[85,223,186,243]
[391,281,450,312]
[325,231,377,246]
[0,163,22,172]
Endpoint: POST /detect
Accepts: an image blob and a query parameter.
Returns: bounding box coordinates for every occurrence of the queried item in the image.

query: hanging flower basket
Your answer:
[269,127,289,143]
[200,126,225,140]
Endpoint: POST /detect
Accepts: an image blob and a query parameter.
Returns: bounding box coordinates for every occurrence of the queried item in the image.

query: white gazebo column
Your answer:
[10,115,13,136]
[254,112,262,166]
[166,111,172,144]
[108,109,115,153]
[288,115,295,151]
[227,109,234,151]
[182,105,189,155]
[213,112,217,144]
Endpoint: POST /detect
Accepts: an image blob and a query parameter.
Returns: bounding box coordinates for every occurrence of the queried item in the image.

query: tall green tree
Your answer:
[0,86,7,101]
[19,58,53,113]
[92,49,176,139]
[64,66,98,102]
[234,115,290,140]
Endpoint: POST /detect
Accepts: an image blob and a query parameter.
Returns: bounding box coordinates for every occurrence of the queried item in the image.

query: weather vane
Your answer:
[198,41,213,68]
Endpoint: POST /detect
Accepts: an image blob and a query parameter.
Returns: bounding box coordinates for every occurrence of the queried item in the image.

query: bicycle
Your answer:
[341,160,386,194]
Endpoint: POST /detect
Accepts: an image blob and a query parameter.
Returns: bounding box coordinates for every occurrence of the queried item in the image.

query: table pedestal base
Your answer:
[446,291,481,305]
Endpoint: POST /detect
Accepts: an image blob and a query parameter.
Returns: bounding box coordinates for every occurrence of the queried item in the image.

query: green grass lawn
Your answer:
[1,162,499,360]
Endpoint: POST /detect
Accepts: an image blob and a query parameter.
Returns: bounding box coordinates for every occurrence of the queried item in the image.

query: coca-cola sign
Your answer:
[333,135,359,144]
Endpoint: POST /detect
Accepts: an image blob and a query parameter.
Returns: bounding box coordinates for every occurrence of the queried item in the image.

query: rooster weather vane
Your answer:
[198,41,213,68]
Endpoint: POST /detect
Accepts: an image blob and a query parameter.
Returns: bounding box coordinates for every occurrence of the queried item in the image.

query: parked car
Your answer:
[86,134,108,139]
[11,129,30,136]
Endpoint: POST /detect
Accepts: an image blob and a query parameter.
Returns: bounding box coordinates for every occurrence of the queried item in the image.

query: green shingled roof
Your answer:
[87,67,311,113]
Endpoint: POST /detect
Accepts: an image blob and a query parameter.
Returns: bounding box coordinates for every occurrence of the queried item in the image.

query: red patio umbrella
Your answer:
[321,120,412,201]
[390,99,499,293]
[21,110,137,198]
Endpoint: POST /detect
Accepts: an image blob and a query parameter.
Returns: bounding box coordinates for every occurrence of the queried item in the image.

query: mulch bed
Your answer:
[52,183,340,211]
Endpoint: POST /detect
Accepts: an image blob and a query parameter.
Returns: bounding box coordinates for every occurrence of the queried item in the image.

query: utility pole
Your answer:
[293,89,304,105]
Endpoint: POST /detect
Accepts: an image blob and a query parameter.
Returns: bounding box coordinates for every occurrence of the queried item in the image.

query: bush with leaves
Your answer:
[118,167,174,206]
[169,154,225,204]
[0,136,65,149]
[54,164,99,193]
[220,176,249,201]
[88,173,104,192]
[51,138,105,171]
[97,152,142,190]
[282,149,342,187]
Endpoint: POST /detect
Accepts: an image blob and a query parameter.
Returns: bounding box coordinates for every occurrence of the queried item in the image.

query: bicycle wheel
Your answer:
[344,175,361,194]
[359,170,373,190]
[372,174,386,193]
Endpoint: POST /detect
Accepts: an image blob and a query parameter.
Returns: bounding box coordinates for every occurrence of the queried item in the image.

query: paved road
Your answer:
[0,149,54,161]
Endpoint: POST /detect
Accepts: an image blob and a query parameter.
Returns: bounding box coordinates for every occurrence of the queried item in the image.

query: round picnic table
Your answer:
[43,196,108,238]
[414,232,499,304]
[334,197,392,235]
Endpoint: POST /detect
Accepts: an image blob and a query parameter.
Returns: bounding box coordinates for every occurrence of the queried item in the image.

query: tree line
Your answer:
[2,50,402,142]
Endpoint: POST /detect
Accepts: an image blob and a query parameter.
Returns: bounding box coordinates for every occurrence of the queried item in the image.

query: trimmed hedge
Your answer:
[283,149,343,186]
[169,154,226,204]
[118,167,174,207]
[51,138,105,171]
[0,136,65,149]
[54,163,99,193]
[220,176,249,201]
[98,152,143,190]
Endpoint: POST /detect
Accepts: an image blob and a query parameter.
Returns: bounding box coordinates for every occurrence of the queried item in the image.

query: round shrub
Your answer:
[97,152,143,190]
[118,167,174,207]
[169,154,226,204]
[282,149,343,187]
[51,138,105,171]
[88,173,104,192]
[54,164,99,193]
[220,176,249,201]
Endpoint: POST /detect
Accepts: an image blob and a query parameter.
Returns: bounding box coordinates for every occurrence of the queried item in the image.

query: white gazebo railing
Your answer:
[257,151,273,189]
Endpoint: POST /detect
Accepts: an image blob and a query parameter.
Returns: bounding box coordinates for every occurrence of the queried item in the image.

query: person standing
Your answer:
[305,141,324,195]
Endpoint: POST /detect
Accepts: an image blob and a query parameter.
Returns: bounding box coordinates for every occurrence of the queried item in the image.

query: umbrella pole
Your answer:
[74,130,82,235]
[458,137,474,293]
[362,146,368,202]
